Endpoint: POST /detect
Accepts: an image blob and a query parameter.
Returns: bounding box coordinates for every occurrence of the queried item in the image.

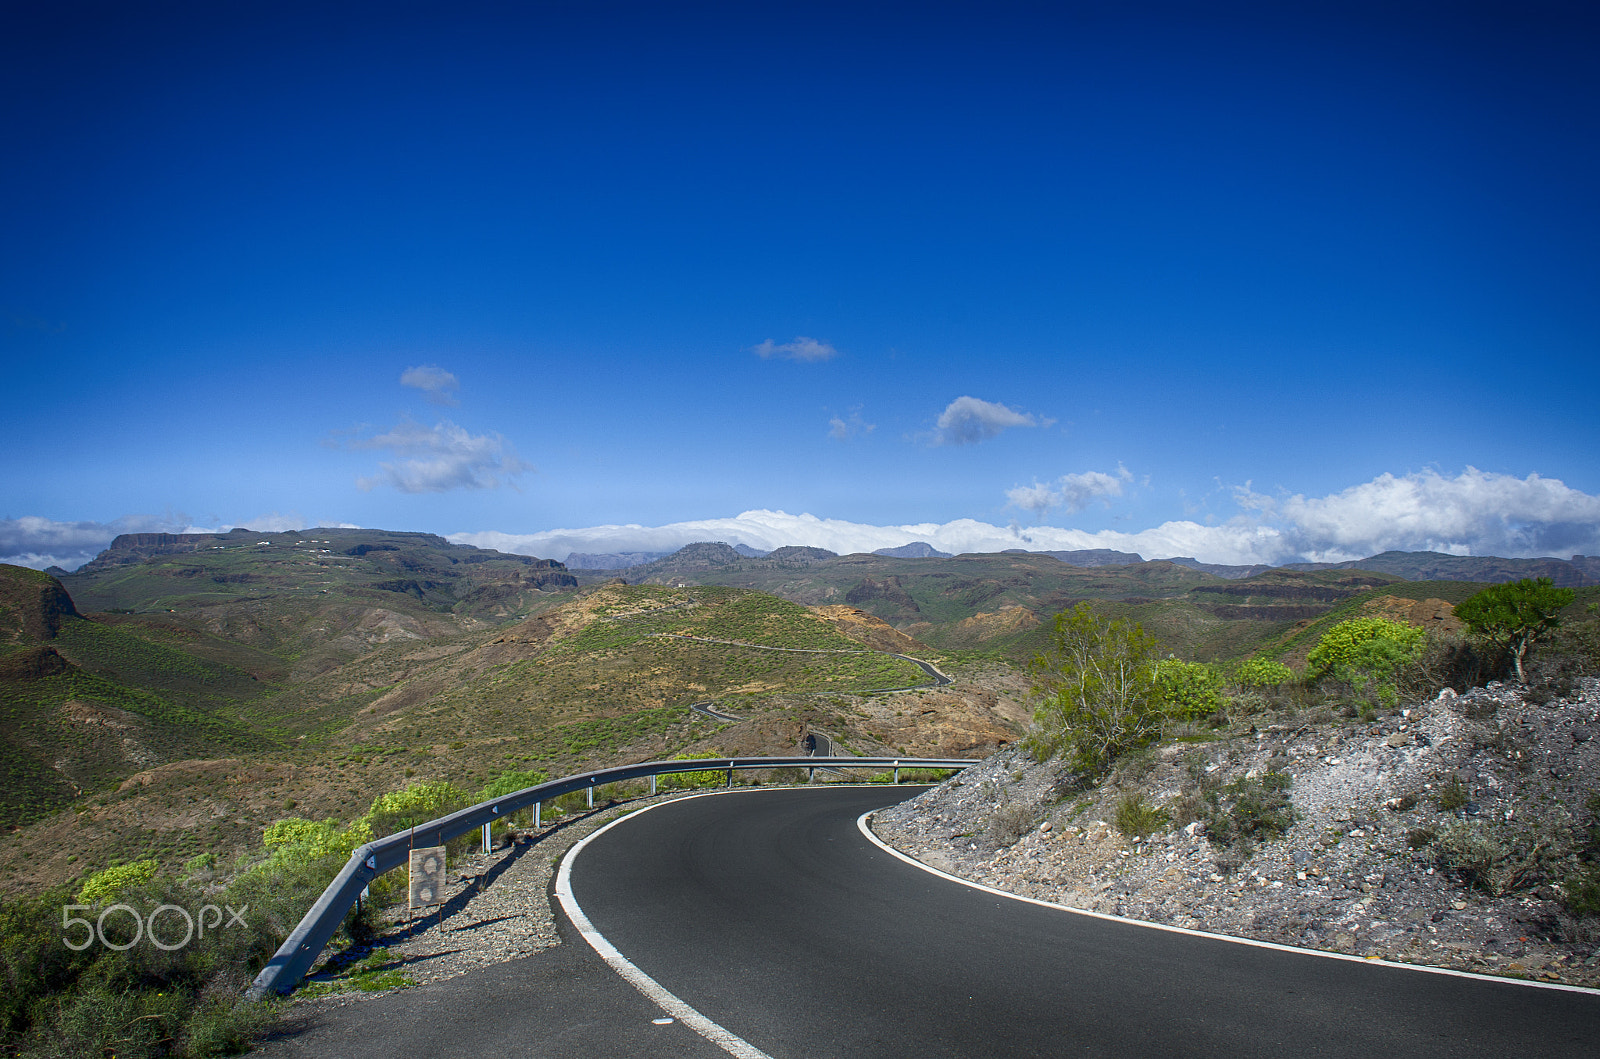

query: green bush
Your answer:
[77,858,160,905]
[1154,659,1224,719]
[1306,617,1424,708]
[1562,867,1600,919]
[479,768,550,801]
[351,781,467,845]
[1234,656,1294,688]
[658,753,727,790]
[1028,603,1165,773]
[1435,776,1471,812]
[1113,791,1170,840]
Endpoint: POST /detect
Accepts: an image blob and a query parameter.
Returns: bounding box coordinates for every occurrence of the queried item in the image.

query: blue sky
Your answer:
[4,1,1599,569]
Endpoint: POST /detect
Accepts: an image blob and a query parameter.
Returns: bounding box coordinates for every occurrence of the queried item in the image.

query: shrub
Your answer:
[1028,603,1164,773]
[1431,820,1558,896]
[1306,617,1424,708]
[1199,772,1296,854]
[261,818,361,867]
[985,804,1036,848]
[1113,791,1170,840]
[1234,656,1294,688]
[1154,659,1224,720]
[1434,777,1471,812]
[77,858,159,905]
[352,781,468,845]
[478,768,550,802]
[658,753,728,790]
[1562,867,1600,919]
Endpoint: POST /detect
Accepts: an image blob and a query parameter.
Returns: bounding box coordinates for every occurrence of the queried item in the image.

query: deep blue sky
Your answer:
[4,2,1598,567]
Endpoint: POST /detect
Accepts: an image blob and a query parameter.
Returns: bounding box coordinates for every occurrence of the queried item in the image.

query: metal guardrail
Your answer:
[243,755,974,1000]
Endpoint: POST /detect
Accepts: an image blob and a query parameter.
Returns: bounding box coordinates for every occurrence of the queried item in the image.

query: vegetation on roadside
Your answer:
[1455,577,1576,683]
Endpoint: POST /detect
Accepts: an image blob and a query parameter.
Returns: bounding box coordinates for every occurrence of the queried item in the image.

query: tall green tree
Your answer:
[1454,577,1576,682]
[1029,603,1164,772]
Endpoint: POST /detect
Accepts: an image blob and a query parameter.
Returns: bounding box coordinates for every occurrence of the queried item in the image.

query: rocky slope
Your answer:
[873,678,1600,989]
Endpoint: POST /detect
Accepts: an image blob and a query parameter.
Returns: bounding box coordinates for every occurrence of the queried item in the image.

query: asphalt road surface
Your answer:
[567,786,1600,1058]
[257,785,1600,1058]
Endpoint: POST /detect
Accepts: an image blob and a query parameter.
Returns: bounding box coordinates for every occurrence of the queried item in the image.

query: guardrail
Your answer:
[243,755,974,1000]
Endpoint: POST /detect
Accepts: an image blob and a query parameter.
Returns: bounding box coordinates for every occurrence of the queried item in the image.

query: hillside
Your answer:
[0,552,1027,899]
[600,546,1407,662]
[0,564,275,824]
[12,527,1592,904]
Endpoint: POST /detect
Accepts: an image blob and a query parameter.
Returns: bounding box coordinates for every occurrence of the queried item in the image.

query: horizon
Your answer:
[5,3,1598,571]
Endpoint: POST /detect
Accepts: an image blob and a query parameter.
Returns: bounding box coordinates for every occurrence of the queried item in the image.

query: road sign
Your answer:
[409,846,446,908]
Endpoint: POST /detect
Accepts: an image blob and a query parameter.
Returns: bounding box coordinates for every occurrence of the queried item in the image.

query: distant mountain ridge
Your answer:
[1280,550,1600,588]
[875,542,952,558]
[999,547,1599,586]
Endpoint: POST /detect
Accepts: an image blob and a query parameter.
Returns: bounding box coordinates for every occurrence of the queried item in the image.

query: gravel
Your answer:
[872,677,1600,989]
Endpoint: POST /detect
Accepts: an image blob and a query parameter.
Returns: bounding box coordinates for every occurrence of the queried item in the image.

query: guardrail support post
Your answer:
[533,801,540,828]
[481,822,491,854]
[649,774,657,796]
[587,781,594,808]
[893,761,900,784]
[808,766,815,783]
[725,763,733,788]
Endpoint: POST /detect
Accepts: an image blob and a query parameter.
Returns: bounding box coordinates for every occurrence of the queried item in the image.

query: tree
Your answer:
[1454,577,1576,683]
[1029,603,1164,772]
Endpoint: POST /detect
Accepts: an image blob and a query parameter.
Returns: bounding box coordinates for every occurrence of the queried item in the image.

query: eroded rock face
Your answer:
[873,676,1600,989]
[1362,595,1465,636]
[811,605,929,654]
[0,565,80,643]
[948,606,1040,643]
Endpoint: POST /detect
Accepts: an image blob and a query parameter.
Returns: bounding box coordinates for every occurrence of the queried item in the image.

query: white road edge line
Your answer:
[559,787,896,1059]
[857,810,1600,997]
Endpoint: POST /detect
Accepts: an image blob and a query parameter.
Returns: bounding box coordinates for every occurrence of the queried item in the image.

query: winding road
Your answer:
[671,635,951,728]
[258,785,1600,1058]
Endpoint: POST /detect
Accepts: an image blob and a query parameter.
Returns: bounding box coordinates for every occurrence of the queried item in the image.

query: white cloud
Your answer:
[749,336,838,362]
[348,418,531,493]
[0,514,188,571]
[1007,465,1133,516]
[1266,467,1600,562]
[449,509,1282,565]
[933,396,1037,446]
[400,364,460,406]
[827,409,875,441]
[237,512,309,533]
[451,469,1600,568]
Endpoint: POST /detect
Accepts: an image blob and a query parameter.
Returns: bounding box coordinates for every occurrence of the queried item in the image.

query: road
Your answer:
[565,786,1600,1058]
[255,785,1600,1058]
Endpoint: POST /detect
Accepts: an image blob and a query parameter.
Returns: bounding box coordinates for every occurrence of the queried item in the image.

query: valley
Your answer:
[0,527,1584,903]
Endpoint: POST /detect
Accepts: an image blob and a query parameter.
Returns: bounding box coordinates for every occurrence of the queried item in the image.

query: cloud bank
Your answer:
[750,336,837,362]
[452,469,1600,568]
[347,419,531,493]
[933,396,1037,445]
[9,469,1595,576]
